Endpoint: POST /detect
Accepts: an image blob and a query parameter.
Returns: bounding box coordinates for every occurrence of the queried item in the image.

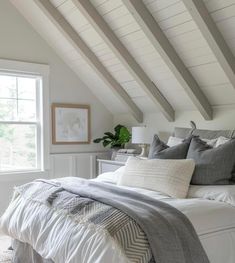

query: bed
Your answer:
[96,172,235,263]
[1,127,235,263]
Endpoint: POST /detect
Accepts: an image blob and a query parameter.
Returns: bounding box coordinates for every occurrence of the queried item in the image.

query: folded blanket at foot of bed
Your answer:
[0,177,209,263]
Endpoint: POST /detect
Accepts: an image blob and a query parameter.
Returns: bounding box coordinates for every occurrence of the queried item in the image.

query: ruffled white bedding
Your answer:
[1,184,129,263]
[1,171,235,263]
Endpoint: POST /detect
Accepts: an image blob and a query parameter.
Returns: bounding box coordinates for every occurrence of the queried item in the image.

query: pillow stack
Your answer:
[118,133,235,199]
[149,135,235,185]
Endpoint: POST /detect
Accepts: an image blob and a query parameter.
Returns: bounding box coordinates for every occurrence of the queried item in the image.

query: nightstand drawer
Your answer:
[97,159,125,175]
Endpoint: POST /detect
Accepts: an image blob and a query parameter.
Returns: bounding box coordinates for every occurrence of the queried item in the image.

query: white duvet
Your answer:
[1,171,235,263]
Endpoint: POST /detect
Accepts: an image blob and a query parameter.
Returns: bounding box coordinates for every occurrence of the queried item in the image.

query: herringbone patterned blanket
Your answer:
[19,181,154,263]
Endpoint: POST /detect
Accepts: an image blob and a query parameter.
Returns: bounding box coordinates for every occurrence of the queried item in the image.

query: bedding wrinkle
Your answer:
[0,178,209,263]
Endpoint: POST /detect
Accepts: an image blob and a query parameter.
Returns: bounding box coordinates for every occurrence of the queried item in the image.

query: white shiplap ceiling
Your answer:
[10,0,235,122]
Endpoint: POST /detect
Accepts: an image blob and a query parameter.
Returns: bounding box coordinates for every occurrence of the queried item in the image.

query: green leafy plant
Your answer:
[93,124,131,148]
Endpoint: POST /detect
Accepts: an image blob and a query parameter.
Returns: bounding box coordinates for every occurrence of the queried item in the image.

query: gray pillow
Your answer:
[187,137,235,185]
[148,135,191,159]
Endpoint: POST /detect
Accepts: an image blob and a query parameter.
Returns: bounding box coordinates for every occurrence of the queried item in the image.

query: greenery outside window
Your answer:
[0,59,49,174]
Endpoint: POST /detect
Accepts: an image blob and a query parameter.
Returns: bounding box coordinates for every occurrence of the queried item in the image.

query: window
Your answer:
[0,60,49,174]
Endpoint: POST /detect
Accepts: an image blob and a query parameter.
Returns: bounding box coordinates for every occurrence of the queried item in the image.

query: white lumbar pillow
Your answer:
[118,157,195,198]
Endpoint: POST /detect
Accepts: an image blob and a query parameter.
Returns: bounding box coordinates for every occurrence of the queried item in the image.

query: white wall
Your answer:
[0,0,113,154]
[114,108,235,142]
[0,0,112,214]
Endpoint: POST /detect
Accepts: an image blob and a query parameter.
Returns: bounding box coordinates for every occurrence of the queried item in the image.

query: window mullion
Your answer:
[16,77,19,121]
[0,59,48,174]
[36,77,42,170]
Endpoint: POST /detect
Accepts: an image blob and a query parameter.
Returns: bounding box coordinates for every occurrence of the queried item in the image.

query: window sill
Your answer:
[0,170,49,182]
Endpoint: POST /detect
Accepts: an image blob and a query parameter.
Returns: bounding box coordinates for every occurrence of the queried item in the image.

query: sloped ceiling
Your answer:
[10,0,235,122]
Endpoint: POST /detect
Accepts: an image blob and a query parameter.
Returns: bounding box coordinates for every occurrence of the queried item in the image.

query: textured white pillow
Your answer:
[167,136,184,147]
[118,157,195,198]
[215,136,230,147]
[202,138,218,147]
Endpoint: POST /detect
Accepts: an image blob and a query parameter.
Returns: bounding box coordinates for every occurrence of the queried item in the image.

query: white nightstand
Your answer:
[97,159,125,175]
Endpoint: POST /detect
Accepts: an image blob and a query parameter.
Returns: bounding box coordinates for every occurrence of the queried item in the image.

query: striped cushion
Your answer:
[118,157,195,198]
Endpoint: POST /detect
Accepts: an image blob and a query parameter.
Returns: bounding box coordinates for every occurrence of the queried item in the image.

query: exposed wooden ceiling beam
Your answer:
[122,0,213,120]
[182,0,235,90]
[73,0,175,122]
[34,0,143,123]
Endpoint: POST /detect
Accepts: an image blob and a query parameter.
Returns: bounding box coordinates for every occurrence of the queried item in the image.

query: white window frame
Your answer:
[0,59,50,177]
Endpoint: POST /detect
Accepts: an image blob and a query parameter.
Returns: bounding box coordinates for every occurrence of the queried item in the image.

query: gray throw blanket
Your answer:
[38,178,209,263]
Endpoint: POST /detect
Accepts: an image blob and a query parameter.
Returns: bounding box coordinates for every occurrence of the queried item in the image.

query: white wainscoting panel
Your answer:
[50,152,109,179]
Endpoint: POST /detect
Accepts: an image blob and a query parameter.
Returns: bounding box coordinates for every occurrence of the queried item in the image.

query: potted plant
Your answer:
[93,124,131,159]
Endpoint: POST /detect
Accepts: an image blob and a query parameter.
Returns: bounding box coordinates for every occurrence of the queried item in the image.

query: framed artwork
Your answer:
[52,103,90,144]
